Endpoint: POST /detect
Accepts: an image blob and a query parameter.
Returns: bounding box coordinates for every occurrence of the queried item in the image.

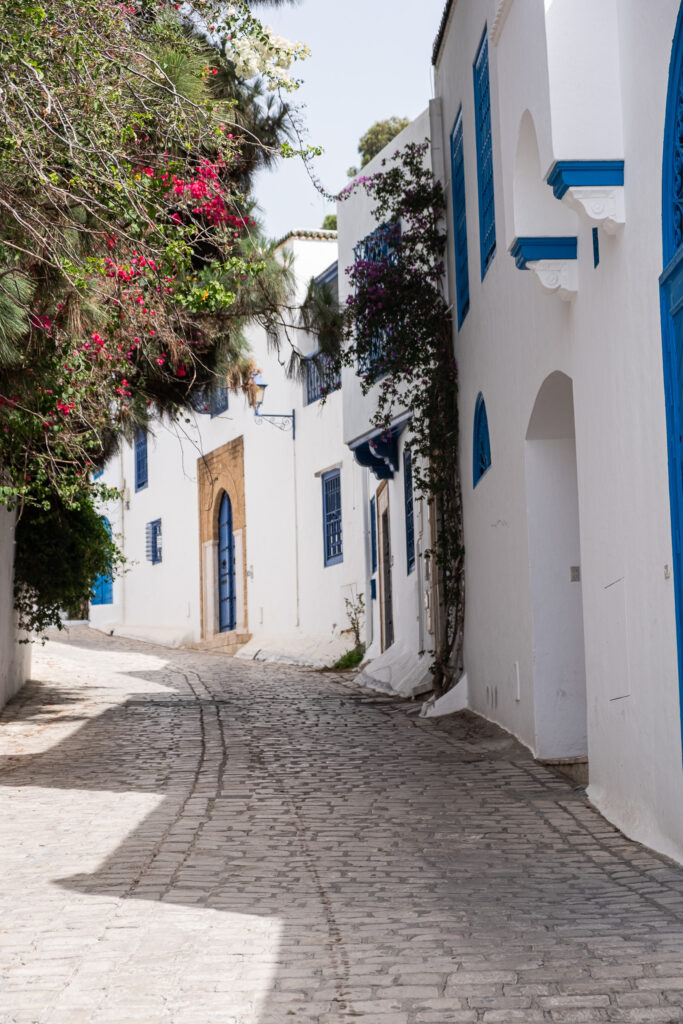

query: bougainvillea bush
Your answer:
[306,142,465,696]
[0,0,307,632]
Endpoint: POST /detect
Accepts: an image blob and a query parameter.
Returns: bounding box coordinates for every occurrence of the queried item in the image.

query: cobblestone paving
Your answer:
[1,629,683,1024]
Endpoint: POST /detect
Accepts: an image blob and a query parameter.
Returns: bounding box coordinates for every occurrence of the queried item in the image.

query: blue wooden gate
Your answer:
[218,492,236,632]
[660,1,683,757]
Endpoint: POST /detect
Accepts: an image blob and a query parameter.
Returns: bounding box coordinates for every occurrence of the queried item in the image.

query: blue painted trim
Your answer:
[349,421,408,480]
[450,108,470,329]
[403,448,415,574]
[510,236,577,270]
[592,227,600,268]
[473,26,496,279]
[472,392,491,488]
[322,469,343,567]
[370,495,377,575]
[547,160,624,200]
[660,1,683,770]
[315,261,338,288]
[134,428,148,492]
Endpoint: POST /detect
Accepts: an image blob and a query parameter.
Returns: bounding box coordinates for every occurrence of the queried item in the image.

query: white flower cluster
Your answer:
[226,24,310,91]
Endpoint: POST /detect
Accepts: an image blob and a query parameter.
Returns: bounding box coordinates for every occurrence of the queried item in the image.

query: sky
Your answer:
[253,0,448,240]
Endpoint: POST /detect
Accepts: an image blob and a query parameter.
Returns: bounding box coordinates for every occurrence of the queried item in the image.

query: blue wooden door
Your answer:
[218,492,236,632]
[661,2,683,749]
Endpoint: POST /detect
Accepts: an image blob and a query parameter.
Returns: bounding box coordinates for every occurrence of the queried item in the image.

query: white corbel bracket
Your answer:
[525,259,578,301]
[547,161,625,234]
[560,186,625,234]
[510,237,578,301]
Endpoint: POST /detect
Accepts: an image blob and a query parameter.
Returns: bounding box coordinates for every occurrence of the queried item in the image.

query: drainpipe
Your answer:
[291,424,301,628]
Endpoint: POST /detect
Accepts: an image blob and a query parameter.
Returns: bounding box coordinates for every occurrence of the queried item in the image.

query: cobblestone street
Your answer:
[1,629,683,1024]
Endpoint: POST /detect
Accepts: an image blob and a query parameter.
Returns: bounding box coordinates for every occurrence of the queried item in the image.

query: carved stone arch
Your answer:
[197,436,249,643]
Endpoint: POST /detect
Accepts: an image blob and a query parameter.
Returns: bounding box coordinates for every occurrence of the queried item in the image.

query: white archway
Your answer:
[525,371,587,760]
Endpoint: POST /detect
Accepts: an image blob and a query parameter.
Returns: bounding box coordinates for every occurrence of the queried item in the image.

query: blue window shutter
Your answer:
[305,353,342,405]
[370,495,377,574]
[450,109,470,328]
[322,470,343,566]
[134,428,148,491]
[473,27,496,278]
[146,519,162,564]
[354,221,400,376]
[404,448,415,573]
[473,393,491,487]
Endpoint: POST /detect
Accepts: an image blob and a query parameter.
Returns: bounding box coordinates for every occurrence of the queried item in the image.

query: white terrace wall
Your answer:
[434,0,683,861]
[337,111,435,695]
[0,506,30,709]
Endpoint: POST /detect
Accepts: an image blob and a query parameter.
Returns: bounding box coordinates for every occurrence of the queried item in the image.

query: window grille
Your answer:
[473,393,491,487]
[305,352,341,405]
[450,109,470,328]
[146,518,162,564]
[473,28,496,278]
[91,517,113,604]
[134,427,148,491]
[370,495,377,575]
[354,222,400,375]
[404,448,415,573]
[209,384,229,417]
[322,470,343,566]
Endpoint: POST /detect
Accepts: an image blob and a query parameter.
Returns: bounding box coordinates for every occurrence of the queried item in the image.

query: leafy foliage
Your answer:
[358,117,410,167]
[322,214,337,230]
[0,0,306,633]
[324,142,465,696]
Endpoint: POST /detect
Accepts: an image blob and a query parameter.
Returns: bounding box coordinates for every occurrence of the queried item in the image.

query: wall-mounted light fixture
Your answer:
[250,373,295,439]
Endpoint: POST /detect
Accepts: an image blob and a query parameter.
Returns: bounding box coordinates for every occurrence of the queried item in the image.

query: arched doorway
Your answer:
[218,492,236,632]
[525,371,587,760]
[660,3,683,737]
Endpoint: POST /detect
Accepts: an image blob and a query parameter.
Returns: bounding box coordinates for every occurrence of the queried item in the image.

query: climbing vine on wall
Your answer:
[307,141,465,696]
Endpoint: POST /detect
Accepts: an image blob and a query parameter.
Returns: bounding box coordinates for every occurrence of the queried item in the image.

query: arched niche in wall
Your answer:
[524,370,587,761]
[513,110,577,239]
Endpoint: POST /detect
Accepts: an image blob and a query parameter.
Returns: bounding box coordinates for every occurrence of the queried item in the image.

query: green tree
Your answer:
[0,0,307,632]
[322,214,338,230]
[358,117,410,167]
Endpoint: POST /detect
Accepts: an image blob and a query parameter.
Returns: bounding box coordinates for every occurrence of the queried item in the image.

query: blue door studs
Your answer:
[218,492,236,632]
[660,1,683,758]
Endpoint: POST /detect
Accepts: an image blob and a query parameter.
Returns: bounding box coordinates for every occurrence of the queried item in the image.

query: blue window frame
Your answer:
[305,352,341,405]
[354,222,400,375]
[473,393,491,487]
[322,470,343,566]
[134,428,148,491]
[91,517,113,605]
[209,384,229,417]
[404,448,415,574]
[146,518,162,564]
[370,495,377,575]
[450,109,470,328]
[473,27,496,278]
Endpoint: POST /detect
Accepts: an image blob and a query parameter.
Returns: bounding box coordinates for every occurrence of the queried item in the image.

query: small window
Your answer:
[473,27,496,278]
[450,109,470,328]
[146,518,162,564]
[370,495,377,575]
[305,353,341,405]
[322,470,343,566]
[209,384,229,417]
[404,448,415,574]
[91,517,113,605]
[134,428,148,491]
[354,221,400,376]
[473,393,491,487]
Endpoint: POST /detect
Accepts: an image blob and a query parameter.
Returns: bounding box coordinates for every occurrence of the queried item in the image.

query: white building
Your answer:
[336,109,439,697]
[0,508,30,710]
[431,0,683,862]
[91,231,368,666]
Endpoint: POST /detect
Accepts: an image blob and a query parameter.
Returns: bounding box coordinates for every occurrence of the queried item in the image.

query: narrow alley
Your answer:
[1,629,682,1024]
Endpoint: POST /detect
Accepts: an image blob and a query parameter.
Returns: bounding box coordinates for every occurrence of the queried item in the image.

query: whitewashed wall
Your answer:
[0,506,30,709]
[337,113,434,695]
[435,0,683,861]
[91,235,367,665]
